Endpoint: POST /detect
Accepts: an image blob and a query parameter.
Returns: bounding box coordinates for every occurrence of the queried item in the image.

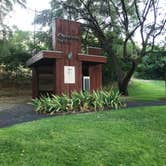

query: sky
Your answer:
[5,0,51,31]
[4,0,166,45]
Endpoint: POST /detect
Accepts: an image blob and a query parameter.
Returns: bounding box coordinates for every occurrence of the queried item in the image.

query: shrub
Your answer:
[32,90,125,115]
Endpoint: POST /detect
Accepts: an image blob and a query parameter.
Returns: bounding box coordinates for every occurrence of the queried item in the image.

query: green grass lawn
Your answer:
[128,79,166,101]
[0,106,166,166]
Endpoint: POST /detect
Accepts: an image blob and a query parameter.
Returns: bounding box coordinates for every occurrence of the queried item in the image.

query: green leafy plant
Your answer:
[32,90,125,115]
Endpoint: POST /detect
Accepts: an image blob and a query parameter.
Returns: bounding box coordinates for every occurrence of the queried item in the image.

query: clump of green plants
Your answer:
[32,90,125,115]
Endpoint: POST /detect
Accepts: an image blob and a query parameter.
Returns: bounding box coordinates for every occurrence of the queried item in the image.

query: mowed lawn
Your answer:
[0,106,166,166]
[128,79,165,101]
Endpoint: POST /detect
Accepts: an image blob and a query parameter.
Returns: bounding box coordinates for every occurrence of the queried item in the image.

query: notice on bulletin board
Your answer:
[64,66,75,84]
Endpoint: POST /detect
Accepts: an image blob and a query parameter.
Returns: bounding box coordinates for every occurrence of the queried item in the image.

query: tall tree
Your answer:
[35,0,166,95]
[0,30,31,73]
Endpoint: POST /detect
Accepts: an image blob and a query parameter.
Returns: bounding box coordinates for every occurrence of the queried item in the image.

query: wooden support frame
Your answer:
[32,67,39,98]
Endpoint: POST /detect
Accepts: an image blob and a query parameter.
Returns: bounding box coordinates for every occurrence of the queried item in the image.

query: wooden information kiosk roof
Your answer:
[27,50,106,67]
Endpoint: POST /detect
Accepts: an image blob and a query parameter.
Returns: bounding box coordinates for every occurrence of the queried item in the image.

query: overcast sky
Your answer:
[4,0,165,45]
[5,0,50,31]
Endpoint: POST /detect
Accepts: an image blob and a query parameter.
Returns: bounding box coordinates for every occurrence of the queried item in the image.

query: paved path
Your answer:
[0,104,49,128]
[126,101,166,108]
[0,101,166,128]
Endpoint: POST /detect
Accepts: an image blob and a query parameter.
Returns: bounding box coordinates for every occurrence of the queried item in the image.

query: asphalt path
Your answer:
[0,101,166,128]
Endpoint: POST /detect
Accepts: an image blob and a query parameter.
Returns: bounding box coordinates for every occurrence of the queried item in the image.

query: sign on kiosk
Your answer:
[64,66,75,84]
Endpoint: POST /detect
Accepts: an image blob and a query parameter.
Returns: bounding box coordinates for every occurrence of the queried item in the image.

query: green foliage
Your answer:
[136,50,166,80]
[34,31,52,50]
[0,30,32,73]
[32,90,124,114]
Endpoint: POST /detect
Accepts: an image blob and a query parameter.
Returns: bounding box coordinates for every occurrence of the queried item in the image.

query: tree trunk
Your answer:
[103,44,123,83]
[119,60,137,96]
[101,39,136,96]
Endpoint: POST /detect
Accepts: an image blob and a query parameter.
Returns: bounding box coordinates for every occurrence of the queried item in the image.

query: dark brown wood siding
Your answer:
[32,67,39,98]
[53,18,82,95]
[89,64,102,91]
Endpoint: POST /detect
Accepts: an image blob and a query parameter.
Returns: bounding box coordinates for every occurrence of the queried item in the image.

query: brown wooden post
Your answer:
[55,59,65,95]
[77,61,83,91]
[32,67,39,98]
[89,64,102,91]
[88,47,103,91]
[53,60,56,94]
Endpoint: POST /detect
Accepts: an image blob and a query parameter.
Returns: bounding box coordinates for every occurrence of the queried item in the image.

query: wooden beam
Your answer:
[87,47,102,55]
[89,64,102,91]
[42,51,63,59]
[26,51,64,67]
[78,53,107,63]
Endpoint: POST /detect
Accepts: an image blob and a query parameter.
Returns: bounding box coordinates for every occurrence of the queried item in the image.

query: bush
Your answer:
[135,50,166,80]
[32,90,125,115]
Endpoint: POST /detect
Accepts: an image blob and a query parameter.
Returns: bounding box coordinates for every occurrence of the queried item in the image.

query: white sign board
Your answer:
[64,66,75,84]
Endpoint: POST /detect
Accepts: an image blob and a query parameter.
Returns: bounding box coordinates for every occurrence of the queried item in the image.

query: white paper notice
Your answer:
[64,66,75,84]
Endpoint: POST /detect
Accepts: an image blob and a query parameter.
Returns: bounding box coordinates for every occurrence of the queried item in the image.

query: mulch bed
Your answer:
[0,101,166,128]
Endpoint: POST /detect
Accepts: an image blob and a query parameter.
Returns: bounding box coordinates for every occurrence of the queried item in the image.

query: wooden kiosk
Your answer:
[26,18,107,98]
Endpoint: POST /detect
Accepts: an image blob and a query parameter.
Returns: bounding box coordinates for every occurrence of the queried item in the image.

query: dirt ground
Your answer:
[0,85,31,110]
